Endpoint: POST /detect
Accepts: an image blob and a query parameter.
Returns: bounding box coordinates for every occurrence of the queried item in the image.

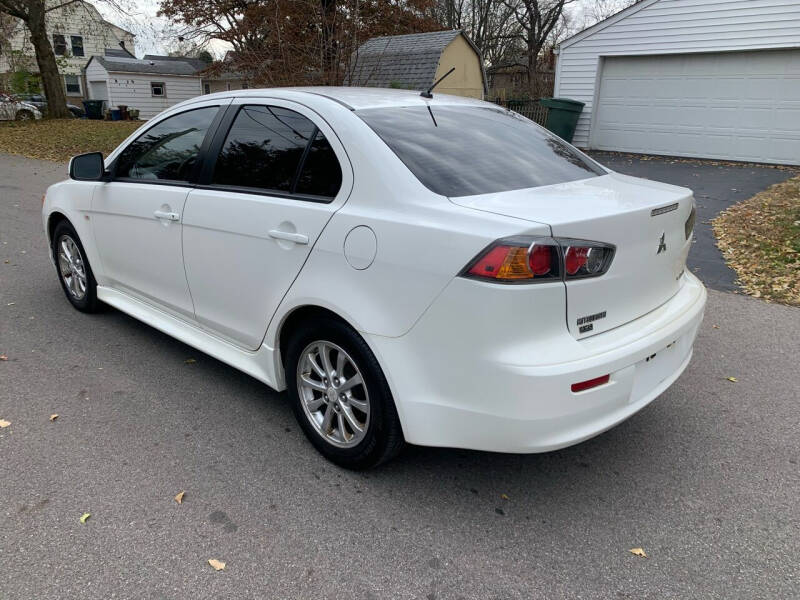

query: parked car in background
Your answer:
[42,88,706,469]
[0,93,43,121]
[14,93,85,118]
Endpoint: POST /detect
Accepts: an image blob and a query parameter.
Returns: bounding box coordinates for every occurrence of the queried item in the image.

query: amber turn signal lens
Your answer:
[468,245,533,280]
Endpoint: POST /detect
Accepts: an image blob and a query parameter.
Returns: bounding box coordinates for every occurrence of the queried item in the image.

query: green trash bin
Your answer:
[539,97,585,143]
[82,100,105,120]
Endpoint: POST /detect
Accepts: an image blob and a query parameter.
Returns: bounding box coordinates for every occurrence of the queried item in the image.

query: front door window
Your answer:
[114,107,218,182]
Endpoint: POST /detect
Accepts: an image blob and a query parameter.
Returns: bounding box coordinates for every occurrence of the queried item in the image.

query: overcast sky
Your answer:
[94,0,630,58]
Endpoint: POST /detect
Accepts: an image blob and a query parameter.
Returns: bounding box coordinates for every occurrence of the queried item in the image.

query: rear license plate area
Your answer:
[629,339,683,403]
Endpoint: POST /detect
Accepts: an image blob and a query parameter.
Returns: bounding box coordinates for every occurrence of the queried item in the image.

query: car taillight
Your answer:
[561,241,615,280]
[685,205,696,239]
[462,237,614,284]
[465,237,561,283]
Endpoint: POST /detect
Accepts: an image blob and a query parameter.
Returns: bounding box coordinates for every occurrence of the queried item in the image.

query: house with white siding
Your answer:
[0,0,135,102]
[84,55,203,119]
[554,0,800,165]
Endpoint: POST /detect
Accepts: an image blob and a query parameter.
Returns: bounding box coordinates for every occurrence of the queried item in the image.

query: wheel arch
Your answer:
[273,302,409,448]
[276,304,358,370]
[47,211,71,245]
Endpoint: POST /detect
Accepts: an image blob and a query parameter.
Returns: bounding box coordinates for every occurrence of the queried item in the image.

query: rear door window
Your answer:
[357,105,605,197]
[212,105,342,198]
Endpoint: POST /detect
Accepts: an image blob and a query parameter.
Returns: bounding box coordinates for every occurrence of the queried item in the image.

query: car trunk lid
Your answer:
[451,173,695,338]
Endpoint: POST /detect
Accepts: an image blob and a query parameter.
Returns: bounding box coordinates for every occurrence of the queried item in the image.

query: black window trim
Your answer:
[109,104,227,187]
[64,74,81,95]
[52,33,67,56]
[196,103,339,204]
[70,35,84,57]
[290,125,318,194]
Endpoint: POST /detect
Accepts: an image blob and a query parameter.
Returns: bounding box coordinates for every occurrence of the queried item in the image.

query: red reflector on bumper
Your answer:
[571,374,610,393]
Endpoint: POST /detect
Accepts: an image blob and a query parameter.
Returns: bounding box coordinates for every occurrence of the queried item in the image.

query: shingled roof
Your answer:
[88,55,201,76]
[143,55,209,73]
[347,30,486,93]
[104,46,136,59]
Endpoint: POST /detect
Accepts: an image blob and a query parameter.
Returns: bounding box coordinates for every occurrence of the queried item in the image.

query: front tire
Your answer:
[285,318,404,469]
[52,220,100,313]
[15,110,33,121]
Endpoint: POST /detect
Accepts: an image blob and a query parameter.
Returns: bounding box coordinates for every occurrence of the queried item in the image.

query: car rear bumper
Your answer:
[366,271,707,453]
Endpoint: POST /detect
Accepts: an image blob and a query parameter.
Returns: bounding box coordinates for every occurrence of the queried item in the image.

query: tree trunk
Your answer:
[320,0,337,85]
[27,1,70,119]
[527,40,540,98]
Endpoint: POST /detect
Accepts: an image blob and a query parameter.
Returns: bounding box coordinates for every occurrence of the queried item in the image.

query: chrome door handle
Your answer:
[154,210,180,221]
[268,230,309,245]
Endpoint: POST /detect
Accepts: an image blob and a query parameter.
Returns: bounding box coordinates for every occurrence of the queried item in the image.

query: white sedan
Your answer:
[0,93,42,121]
[43,88,706,468]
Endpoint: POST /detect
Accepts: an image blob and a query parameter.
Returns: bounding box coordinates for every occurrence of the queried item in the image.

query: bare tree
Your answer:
[504,0,575,96]
[160,0,438,87]
[582,0,637,25]
[431,0,520,67]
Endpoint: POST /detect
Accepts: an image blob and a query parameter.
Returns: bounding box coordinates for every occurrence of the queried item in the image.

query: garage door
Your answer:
[592,50,800,165]
[89,81,109,102]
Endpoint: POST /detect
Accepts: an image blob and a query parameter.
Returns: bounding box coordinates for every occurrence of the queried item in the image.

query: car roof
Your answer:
[191,86,489,111]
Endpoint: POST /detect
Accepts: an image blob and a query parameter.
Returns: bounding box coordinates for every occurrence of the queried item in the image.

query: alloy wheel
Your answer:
[296,341,370,448]
[57,235,87,300]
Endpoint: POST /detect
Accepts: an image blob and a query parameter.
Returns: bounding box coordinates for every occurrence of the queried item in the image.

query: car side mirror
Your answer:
[69,152,106,181]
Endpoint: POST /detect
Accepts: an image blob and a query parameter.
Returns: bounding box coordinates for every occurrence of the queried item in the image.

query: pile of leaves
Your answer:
[0,119,141,162]
[714,175,800,306]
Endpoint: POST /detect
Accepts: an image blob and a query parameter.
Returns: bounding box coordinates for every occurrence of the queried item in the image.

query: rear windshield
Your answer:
[357,105,605,197]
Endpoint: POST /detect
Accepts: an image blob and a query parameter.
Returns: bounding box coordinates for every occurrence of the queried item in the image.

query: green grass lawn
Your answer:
[0,119,142,162]
[714,175,800,306]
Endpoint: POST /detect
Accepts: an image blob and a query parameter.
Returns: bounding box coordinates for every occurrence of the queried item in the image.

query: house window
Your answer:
[203,83,210,95]
[64,74,81,95]
[151,82,165,97]
[52,34,67,56]
[70,36,84,57]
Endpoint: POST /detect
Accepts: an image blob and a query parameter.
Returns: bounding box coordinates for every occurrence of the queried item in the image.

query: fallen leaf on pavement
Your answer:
[49,414,58,421]
[726,376,738,383]
[7,302,14,306]
[174,491,185,504]
[208,559,226,571]
[0,354,7,361]
[79,513,91,524]
[0,419,10,428]
[629,547,647,558]
[712,324,719,329]
[184,358,196,364]
[500,493,509,500]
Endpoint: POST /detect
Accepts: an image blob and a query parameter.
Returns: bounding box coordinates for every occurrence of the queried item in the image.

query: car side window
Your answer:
[212,105,341,198]
[115,107,218,183]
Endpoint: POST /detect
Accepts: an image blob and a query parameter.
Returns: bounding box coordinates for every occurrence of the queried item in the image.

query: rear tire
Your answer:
[52,220,100,313]
[15,110,33,121]
[285,317,404,469]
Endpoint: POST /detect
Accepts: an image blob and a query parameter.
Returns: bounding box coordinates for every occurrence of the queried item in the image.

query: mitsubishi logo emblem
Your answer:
[657,233,667,255]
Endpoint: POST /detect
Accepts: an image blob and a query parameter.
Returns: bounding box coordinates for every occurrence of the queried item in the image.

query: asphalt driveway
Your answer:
[589,151,798,291]
[1,153,799,599]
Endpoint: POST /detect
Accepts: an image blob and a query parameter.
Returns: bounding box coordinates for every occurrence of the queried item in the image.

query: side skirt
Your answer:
[97,286,283,390]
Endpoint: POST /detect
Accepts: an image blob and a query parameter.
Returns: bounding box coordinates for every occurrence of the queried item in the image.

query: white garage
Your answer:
[554,0,800,165]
